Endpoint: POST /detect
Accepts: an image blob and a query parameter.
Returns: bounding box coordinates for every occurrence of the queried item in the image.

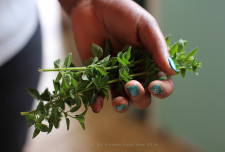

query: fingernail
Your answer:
[150,84,163,95]
[115,104,126,111]
[168,57,177,72]
[127,85,140,97]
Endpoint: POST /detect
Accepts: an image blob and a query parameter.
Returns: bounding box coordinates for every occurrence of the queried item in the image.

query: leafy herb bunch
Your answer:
[21,36,201,138]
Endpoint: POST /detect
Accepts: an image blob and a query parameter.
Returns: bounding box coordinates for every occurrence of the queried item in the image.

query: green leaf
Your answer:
[103,85,110,90]
[119,67,131,82]
[69,89,75,99]
[28,88,40,99]
[48,123,53,134]
[54,59,63,68]
[37,114,45,123]
[82,72,89,81]
[98,55,110,64]
[102,89,109,100]
[70,97,81,112]
[178,39,188,51]
[117,56,126,66]
[84,57,94,66]
[53,80,60,94]
[40,88,51,101]
[165,34,171,47]
[66,118,70,130]
[124,46,131,60]
[109,57,118,66]
[35,123,49,132]
[95,65,107,75]
[93,57,99,64]
[50,108,61,129]
[92,77,99,87]
[181,68,186,79]
[186,48,198,59]
[71,77,78,88]
[100,75,109,86]
[76,115,85,130]
[170,43,178,56]
[122,53,130,64]
[64,74,72,86]
[91,44,103,59]
[64,52,72,68]
[33,128,40,138]
[55,72,62,82]
[26,114,36,126]
[37,101,44,113]
[90,93,97,105]
[105,39,113,56]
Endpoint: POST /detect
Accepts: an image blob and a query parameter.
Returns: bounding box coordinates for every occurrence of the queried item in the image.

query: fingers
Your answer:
[111,76,173,113]
[137,12,177,76]
[124,80,151,109]
[91,95,104,113]
[148,76,174,99]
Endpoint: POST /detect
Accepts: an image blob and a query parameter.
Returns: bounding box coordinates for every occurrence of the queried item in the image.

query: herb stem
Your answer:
[21,71,149,116]
[38,59,144,72]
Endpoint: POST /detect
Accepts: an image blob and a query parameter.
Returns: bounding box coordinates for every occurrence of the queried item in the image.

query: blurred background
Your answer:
[158,0,225,152]
[23,0,225,152]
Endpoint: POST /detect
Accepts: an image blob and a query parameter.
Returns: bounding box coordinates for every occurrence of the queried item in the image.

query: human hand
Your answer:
[59,0,176,113]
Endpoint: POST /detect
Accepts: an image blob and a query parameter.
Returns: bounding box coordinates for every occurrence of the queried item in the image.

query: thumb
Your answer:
[137,14,177,75]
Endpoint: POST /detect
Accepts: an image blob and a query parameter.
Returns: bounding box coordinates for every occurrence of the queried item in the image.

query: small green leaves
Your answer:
[119,67,132,82]
[40,88,51,101]
[105,39,113,56]
[33,129,40,139]
[95,65,107,75]
[178,39,188,51]
[82,72,89,81]
[70,97,81,112]
[26,114,36,126]
[66,118,70,130]
[64,53,72,68]
[186,48,198,59]
[170,43,178,56]
[165,35,171,46]
[76,115,85,130]
[54,59,63,68]
[84,58,94,66]
[28,88,40,99]
[35,123,49,132]
[91,44,103,59]
[117,51,131,67]
[23,37,201,138]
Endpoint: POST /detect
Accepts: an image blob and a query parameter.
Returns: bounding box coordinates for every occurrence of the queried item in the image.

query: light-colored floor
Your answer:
[23,1,201,151]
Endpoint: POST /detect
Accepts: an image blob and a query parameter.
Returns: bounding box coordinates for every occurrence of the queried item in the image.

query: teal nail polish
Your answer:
[115,104,126,111]
[127,85,140,97]
[150,84,163,95]
[168,57,177,72]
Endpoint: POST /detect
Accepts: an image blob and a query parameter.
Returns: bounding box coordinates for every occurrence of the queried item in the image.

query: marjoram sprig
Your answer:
[21,36,201,138]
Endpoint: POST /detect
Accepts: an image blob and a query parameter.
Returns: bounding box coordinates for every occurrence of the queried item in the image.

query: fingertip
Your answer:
[148,77,174,99]
[112,97,129,113]
[91,95,104,113]
[125,80,151,109]
[125,80,145,97]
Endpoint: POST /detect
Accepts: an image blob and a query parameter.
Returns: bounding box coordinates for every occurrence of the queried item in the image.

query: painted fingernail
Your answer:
[127,85,140,97]
[150,84,163,95]
[115,104,126,111]
[168,57,177,72]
